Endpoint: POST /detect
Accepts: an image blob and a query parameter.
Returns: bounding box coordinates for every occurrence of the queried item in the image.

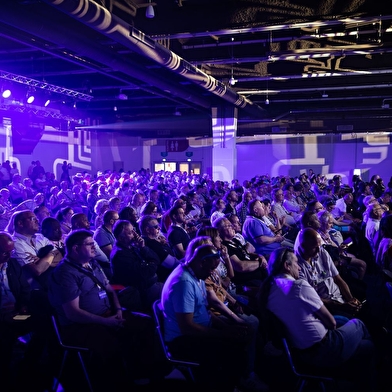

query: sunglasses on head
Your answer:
[200,250,222,261]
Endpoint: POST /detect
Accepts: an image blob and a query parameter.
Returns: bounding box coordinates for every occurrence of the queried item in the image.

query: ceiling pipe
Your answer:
[182,28,389,50]
[0,3,213,112]
[194,46,392,66]
[41,0,265,118]
[152,15,392,40]
[241,83,392,96]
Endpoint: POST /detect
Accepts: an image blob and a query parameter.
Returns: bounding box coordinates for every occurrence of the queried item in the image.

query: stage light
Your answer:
[44,99,50,107]
[27,95,35,104]
[146,0,154,18]
[2,89,11,98]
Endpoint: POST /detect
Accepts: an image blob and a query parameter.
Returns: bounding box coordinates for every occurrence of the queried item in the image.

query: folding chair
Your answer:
[264,309,337,392]
[152,300,199,383]
[51,315,93,392]
[282,338,336,392]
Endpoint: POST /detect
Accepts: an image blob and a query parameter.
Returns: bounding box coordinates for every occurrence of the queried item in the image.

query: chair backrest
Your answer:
[262,308,286,349]
[51,315,89,352]
[152,299,199,367]
[152,300,170,360]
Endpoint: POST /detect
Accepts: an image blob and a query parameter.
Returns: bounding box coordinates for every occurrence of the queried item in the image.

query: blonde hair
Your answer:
[184,235,212,264]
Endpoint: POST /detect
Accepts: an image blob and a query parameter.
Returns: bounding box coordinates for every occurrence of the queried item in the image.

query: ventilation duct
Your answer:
[42,0,265,118]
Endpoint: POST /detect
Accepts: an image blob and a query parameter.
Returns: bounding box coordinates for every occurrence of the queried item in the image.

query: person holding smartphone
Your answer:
[110,220,163,311]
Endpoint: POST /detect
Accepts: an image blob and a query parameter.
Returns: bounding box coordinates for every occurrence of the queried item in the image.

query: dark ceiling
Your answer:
[1,0,392,137]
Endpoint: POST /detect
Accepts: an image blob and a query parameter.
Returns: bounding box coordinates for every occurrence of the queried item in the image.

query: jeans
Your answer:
[300,318,376,392]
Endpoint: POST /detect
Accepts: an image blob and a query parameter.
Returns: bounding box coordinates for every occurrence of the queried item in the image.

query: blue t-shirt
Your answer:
[242,215,280,256]
[161,264,210,342]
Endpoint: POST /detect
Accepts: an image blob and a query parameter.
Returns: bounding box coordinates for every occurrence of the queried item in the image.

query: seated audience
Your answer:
[317,210,367,281]
[323,198,352,231]
[111,219,162,310]
[236,190,252,225]
[190,236,265,392]
[56,206,74,236]
[282,184,303,219]
[12,210,61,290]
[227,212,256,253]
[139,214,179,282]
[365,202,383,255]
[118,206,141,235]
[210,197,226,226]
[271,188,298,228]
[93,198,110,229]
[196,225,236,293]
[8,174,26,206]
[161,240,269,391]
[167,204,191,260]
[223,189,239,216]
[258,247,376,392]
[93,209,119,259]
[295,228,363,317]
[47,229,155,389]
[333,193,362,225]
[214,217,267,288]
[0,232,36,390]
[242,199,284,257]
[40,217,66,266]
[33,205,51,230]
[375,214,392,271]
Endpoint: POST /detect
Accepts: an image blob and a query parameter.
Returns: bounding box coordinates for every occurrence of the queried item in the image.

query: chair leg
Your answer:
[77,352,93,392]
[297,378,306,392]
[53,350,69,392]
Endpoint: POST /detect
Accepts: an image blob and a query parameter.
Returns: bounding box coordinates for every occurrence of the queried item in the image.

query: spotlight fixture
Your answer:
[322,91,328,98]
[117,92,128,100]
[26,93,35,104]
[44,99,51,107]
[265,98,270,105]
[146,0,154,18]
[229,76,236,86]
[2,89,11,98]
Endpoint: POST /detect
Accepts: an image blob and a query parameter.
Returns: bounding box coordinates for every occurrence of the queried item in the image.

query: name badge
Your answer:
[98,290,107,300]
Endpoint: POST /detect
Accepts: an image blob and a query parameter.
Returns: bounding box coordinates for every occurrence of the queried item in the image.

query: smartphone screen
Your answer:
[13,314,31,321]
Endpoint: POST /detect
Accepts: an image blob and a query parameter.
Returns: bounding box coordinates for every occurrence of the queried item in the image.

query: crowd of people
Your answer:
[1,162,392,391]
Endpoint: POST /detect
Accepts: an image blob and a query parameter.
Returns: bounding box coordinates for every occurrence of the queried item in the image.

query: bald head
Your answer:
[298,228,322,260]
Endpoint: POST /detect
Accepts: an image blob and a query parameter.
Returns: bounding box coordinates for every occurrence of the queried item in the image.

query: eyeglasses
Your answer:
[148,225,160,229]
[78,242,95,247]
[24,216,38,222]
